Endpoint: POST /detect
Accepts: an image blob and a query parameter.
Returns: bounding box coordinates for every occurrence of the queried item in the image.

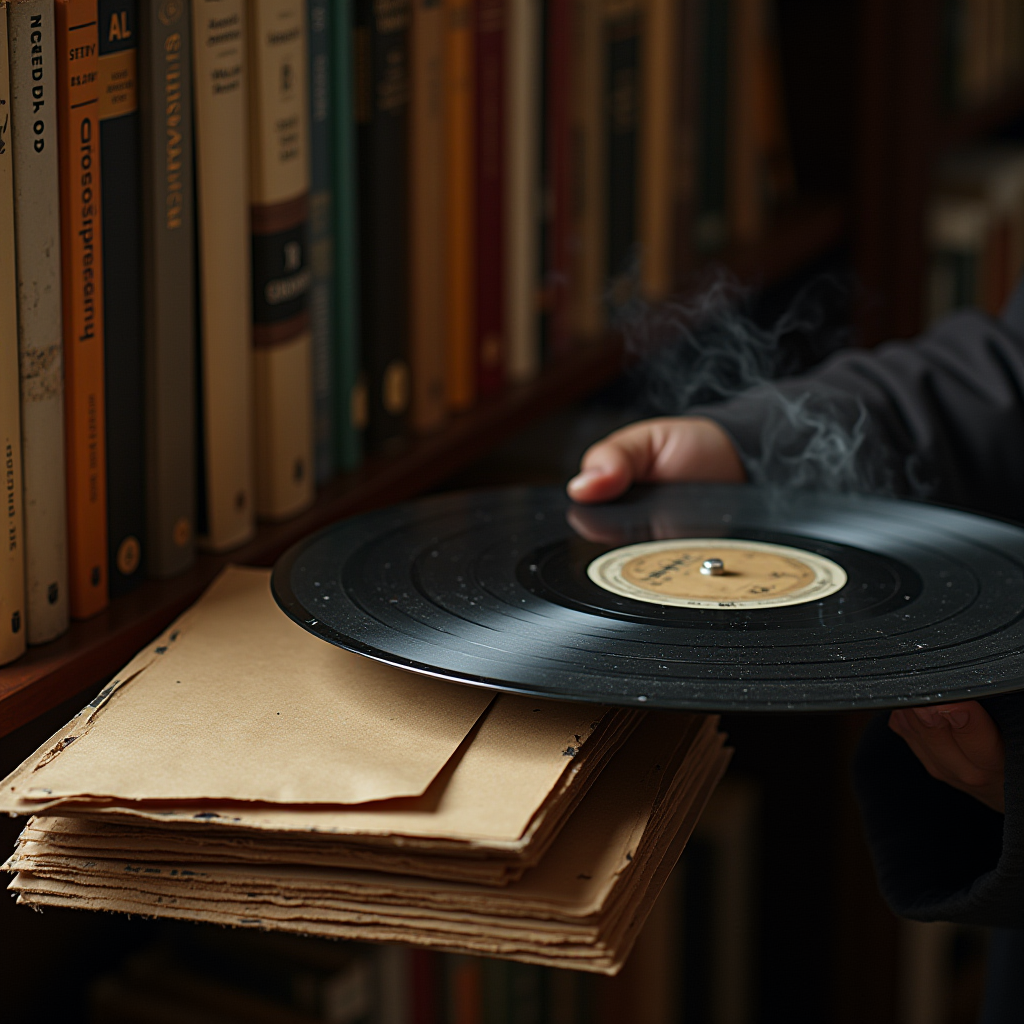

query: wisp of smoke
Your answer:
[611,271,899,495]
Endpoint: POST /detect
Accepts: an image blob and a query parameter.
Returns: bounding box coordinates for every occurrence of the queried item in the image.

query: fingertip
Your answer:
[567,468,627,504]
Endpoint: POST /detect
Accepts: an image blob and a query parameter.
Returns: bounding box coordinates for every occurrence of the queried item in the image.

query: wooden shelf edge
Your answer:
[0,337,625,739]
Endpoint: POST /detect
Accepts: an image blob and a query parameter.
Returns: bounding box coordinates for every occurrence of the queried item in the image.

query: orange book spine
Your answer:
[56,0,108,618]
[445,0,475,411]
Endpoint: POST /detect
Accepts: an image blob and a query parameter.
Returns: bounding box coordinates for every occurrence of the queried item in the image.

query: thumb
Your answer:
[568,425,660,503]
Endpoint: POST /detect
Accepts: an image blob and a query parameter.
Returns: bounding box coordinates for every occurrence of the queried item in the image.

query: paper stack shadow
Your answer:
[1,567,730,974]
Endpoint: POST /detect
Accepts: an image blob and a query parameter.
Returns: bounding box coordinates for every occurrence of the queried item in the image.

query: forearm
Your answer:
[700,307,1024,519]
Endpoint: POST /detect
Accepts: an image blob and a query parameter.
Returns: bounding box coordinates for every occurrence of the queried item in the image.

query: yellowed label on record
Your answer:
[587,538,847,609]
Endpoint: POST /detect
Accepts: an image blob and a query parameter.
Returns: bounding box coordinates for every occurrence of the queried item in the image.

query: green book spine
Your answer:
[355,0,410,451]
[331,0,362,472]
[308,0,334,483]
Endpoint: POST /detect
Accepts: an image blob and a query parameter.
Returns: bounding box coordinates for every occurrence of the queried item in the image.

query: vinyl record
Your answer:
[271,484,1024,711]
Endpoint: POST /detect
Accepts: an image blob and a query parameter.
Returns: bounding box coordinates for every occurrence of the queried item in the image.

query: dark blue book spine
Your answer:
[98,0,145,597]
[308,0,335,483]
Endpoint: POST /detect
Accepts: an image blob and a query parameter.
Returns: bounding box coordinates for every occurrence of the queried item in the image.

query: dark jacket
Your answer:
[703,281,1024,1019]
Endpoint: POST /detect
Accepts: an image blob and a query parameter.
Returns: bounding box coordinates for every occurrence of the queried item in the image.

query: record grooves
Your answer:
[271,484,1024,712]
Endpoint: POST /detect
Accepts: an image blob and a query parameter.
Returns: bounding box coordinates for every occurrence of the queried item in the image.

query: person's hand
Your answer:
[889,702,1005,813]
[567,416,746,503]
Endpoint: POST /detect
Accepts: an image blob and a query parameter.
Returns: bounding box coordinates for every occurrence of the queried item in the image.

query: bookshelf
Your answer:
[0,197,852,741]
[1,2,1021,1021]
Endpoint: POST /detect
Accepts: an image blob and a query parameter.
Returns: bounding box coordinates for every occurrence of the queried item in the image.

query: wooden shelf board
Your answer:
[938,85,1024,155]
[0,338,624,739]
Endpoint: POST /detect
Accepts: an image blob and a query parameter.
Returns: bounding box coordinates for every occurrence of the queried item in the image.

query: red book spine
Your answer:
[474,0,506,396]
[411,948,439,1024]
[546,0,573,356]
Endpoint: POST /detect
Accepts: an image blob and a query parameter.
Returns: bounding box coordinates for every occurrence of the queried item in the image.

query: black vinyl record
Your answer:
[271,485,1024,712]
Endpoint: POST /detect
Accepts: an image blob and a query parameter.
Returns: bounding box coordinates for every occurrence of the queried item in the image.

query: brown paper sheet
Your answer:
[6,715,729,972]
[0,568,493,807]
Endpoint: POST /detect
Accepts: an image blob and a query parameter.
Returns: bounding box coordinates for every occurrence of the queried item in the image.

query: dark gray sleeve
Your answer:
[697,280,1024,930]
[699,279,1024,521]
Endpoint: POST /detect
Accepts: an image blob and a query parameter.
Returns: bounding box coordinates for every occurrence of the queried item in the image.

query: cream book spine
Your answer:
[7,0,69,644]
[504,0,540,383]
[0,0,26,664]
[248,0,314,521]
[191,0,255,551]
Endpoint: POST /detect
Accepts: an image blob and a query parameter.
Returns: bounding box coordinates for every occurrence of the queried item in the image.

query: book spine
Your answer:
[56,0,108,619]
[98,0,144,598]
[307,0,333,481]
[543,0,572,358]
[474,0,505,398]
[568,0,604,337]
[693,0,729,253]
[727,0,762,246]
[672,0,699,283]
[505,0,540,381]
[248,0,315,519]
[331,0,362,471]
[190,0,255,552]
[603,0,641,298]
[8,0,70,643]
[0,0,27,664]
[409,0,447,433]
[444,0,474,411]
[639,0,676,299]
[139,0,196,577]
[355,0,410,449]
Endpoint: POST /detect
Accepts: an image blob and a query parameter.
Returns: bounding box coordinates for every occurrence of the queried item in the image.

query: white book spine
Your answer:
[7,0,69,645]
[505,0,541,384]
[0,0,27,664]
[191,0,256,552]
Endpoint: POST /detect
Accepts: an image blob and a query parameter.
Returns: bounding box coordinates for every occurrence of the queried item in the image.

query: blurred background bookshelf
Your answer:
[1,0,1023,1021]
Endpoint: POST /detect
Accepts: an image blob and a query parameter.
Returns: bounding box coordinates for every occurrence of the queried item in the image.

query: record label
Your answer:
[586,538,848,609]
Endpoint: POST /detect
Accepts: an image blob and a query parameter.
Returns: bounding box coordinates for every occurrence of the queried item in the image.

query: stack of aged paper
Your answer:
[2,568,730,974]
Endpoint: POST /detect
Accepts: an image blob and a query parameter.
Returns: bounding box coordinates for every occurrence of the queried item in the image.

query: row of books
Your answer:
[927,145,1024,323]
[0,0,794,666]
[942,0,1024,112]
[90,934,599,1024]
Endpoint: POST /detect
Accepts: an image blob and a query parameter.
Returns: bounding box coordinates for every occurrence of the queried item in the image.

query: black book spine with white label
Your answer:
[138,0,196,577]
[0,0,27,663]
[98,0,145,596]
[7,0,70,643]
